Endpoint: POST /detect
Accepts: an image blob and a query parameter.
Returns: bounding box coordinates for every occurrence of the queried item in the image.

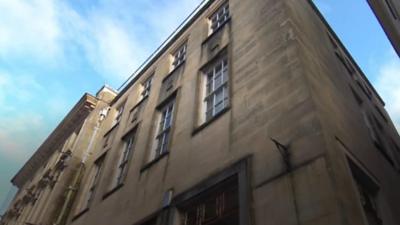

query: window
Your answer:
[103,128,116,149]
[54,150,72,173]
[112,103,125,127]
[350,86,363,105]
[81,155,105,210]
[353,75,372,100]
[160,72,179,102]
[103,132,111,148]
[363,111,395,167]
[172,43,187,69]
[130,106,142,124]
[130,108,139,123]
[202,57,229,122]
[141,75,153,99]
[153,99,175,159]
[334,48,355,75]
[180,177,239,225]
[348,159,382,225]
[327,33,356,77]
[356,183,382,225]
[209,2,230,34]
[390,139,400,167]
[374,105,388,123]
[114,130,136,186]
[363,111,380,145]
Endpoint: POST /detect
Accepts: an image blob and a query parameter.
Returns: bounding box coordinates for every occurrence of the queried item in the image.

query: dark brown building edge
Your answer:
[366,0,400,56]
[2,0,400,225]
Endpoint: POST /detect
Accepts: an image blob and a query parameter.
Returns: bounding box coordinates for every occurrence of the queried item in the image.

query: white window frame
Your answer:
[141,75,153,99]
[202,57,229,122]
[80,155,104,211]
[209,2,230,34]
[114,133,135,186]
[172,43,187,69]
[112,104,125,126]
[130,106,141,123]
[152,100,175,159]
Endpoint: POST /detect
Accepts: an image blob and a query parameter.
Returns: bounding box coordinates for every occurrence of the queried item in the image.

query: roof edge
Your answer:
[307,0,385,105]
[111,0,215,105]
[11,93,98,188]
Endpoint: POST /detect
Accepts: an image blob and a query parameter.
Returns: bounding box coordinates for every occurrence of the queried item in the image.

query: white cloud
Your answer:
[59,0,202,84]
[374,50,400,131]
[0,112,46,161]
[0,0,204,162]
[0,71,44,103]
[0,0,203,84]
[78,16,142,83]
[0,71,62,161]
[0,0,61,61]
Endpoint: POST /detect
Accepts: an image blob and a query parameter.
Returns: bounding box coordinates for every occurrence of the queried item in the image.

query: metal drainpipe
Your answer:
[53,109,105,225]
[53,163,84,225]
[81,122,100,164]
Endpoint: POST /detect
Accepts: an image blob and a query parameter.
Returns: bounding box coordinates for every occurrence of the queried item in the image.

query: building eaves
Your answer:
[11,93,98,188]
[110,0,215,105]
[307,0,386,105]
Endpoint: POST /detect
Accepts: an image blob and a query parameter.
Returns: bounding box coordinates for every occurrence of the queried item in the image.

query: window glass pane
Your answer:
[224,186,239,213]
[215,63,222,74]
[214,73,223,89]
[206,98,213,110]
[205,111,213,121]
[159,118,165,132]
[211,15,218,23]
[141,76,153,98]
[154,100,175,157]
[180,177,239,225]
[203,56,229,122]
[223,71,228,84]
[218,10,224,18]
[184,207,198,225]
[215,102,224,114]
[122,138,133,162]
[203,197,218,222]
[165,114,172,129]
[173,44,187,68]
[209,2,229,33]
[215,89,223,104]
[163,131,170,153]
[206,82,213,95]
[206,72,214,93]
[156,136,163,156]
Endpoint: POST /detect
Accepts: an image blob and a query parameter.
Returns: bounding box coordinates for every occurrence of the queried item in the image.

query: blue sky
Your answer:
[0,0,399,213]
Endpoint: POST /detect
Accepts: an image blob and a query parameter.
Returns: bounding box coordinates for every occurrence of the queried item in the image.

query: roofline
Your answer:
[110,0,215,105]
[307,0,385,105]
[111,0,385,106]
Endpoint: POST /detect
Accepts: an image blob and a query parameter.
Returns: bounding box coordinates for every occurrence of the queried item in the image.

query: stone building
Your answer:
[1,0,400,225]
[367,0,400,56]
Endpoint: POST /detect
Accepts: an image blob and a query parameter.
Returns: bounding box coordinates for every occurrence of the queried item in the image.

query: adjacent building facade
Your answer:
[367,0,400,56]
[1,0,400,225]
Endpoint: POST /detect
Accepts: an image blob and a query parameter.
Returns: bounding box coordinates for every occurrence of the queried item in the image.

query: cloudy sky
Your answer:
[0,0,399,213]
